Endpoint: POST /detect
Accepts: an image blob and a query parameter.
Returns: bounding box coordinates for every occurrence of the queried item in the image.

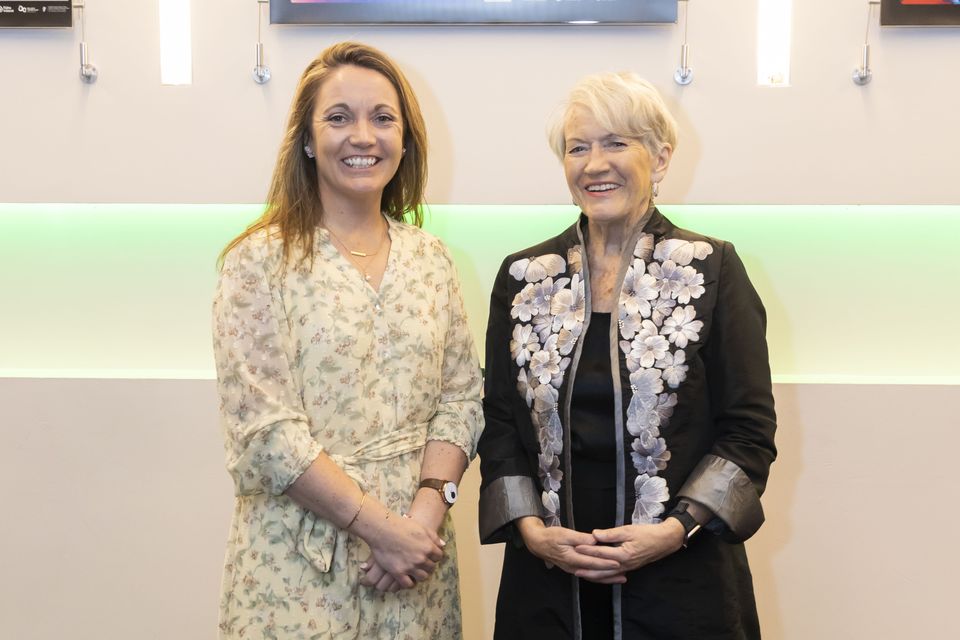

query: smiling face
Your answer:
[562,105,671,227]
[308,64,404,210]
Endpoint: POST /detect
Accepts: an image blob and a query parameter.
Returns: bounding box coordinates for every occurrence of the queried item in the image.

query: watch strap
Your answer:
[419,478,457,506]
[419,478,445,492]
[666,502,702,548]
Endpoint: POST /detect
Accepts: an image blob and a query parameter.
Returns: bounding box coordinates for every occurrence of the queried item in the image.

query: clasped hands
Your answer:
[359,509,446,593]
[517,516,685,584]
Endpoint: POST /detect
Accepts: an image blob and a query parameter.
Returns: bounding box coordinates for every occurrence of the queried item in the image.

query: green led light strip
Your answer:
[1,203,958,384]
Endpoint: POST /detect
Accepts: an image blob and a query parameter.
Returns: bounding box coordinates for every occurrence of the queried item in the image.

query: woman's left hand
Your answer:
[360,505,446,592]
[573,519,685,582]
[360,440,465,592]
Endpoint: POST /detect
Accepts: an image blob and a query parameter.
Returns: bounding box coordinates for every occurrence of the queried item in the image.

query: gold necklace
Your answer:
[324,221,389,281]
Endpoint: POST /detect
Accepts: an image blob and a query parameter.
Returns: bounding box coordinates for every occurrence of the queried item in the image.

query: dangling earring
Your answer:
[304,145,315,159]
[652,182,660,198]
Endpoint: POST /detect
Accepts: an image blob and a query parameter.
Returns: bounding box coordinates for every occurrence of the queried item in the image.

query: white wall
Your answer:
[2,1,960,638]
[1,0,959,205]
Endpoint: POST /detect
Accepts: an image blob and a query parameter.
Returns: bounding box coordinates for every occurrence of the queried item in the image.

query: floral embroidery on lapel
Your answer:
[510,252,584,527]
[509,254,566,283]
[618,233,713,524]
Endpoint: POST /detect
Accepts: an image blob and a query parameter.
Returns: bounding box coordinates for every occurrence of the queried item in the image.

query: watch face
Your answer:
[442,482,458,505]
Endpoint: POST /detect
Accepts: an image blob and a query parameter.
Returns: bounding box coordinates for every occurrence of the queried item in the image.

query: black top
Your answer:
[570,312,617,494]
[569,312,617,639]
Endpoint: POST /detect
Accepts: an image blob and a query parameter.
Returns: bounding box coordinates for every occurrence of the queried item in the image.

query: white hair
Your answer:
[547,72,678,160]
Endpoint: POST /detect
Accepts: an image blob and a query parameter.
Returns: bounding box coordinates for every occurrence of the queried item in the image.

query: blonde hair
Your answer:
[220,42,427,267]
[548,72,677,160]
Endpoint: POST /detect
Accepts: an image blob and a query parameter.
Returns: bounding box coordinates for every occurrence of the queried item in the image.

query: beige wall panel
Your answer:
[1,379,957,638]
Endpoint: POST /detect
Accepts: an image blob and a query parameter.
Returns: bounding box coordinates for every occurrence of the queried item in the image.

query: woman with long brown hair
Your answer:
[213,42,482,638]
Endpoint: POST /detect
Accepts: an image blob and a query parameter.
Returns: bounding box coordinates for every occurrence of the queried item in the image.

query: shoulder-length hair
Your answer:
[219,41,428,267]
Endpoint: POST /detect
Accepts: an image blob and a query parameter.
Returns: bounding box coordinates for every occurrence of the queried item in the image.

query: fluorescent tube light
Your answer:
[159,0,192,86]
[757,0,792,87]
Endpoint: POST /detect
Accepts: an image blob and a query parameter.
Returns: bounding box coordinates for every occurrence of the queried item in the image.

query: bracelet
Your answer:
[345,491,367,530]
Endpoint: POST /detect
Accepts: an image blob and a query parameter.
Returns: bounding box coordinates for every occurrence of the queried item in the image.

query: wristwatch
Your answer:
[665,502,701,548]
[419,478,458,506]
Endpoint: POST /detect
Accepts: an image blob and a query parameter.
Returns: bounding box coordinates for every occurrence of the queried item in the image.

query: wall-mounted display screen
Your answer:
[271,0,677,25]
[881,0,960,25]
[0,1,71,28]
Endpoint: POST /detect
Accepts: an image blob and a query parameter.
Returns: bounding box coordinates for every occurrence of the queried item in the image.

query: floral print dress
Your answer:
[213,217,483,639]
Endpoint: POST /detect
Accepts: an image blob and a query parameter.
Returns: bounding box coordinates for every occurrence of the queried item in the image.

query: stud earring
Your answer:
[402,147,407,156]
[304,145,315,159]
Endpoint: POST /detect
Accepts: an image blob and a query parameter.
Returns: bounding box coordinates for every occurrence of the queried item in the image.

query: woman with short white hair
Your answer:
[478,72,777,639]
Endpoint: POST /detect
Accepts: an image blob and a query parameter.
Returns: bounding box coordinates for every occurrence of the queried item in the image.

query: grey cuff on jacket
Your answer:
[677,454,764,542]
[479,475,542,544]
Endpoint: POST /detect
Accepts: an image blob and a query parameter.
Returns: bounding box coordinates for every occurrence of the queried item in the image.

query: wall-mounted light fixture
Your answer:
[674,0,693,86]
[253,0,271,84]
[75,1,98,83]
[853,1,880,86]
[159,0,192,85]
[757,0,793,87]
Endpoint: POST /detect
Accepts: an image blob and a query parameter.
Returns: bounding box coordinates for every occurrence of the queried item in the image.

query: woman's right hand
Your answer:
[362,513,446,590]
[516,517,624,581]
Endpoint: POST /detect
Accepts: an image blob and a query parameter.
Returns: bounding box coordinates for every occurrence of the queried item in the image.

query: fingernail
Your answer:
[439,539,446,547]
[360,562,369,570]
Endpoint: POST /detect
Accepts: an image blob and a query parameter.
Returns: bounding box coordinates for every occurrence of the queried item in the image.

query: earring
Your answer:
[652,182,660,198]
[304,145,315,159]
[402,147,407,156]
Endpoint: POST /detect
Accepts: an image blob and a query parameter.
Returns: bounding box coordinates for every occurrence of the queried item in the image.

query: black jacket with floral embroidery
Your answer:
[478,209,777,640]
